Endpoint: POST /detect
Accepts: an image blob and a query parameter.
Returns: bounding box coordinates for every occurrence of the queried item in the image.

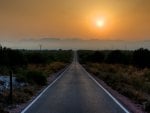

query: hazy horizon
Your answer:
[1,38,150,50]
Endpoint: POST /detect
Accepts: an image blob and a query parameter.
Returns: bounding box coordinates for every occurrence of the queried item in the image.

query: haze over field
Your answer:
[1,38,150,50]
[0,0,150,49]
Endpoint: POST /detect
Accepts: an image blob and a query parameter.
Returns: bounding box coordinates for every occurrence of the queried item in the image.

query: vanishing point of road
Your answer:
[21,52,130,113]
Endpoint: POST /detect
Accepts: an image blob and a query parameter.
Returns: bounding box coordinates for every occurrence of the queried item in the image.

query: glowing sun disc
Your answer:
[96,18,105,28]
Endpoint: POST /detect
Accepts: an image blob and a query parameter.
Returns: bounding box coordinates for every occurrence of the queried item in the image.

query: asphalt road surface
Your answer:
[21,52,130,113]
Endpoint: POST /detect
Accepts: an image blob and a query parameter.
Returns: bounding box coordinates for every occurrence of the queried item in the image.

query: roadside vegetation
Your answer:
[78,49,150,112]
[0,46,72,113]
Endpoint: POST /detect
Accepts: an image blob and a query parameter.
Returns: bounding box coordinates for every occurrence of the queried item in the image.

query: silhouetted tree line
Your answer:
[0,46,27,67]
[25,50,72,64]
[0,46,72,68]
[0,47,72,86]
[78,48,150,68]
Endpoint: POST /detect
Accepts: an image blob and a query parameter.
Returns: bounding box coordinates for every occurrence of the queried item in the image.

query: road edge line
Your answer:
[80,64,131,113]
[21,64,70,113]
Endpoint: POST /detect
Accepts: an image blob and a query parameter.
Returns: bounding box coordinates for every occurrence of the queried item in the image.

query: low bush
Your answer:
[13,90,31,103]
[144,100,150,112]
[0,105,8,113]
[133,48,150,68]
[26,71,47,86]
[106,50,129,64]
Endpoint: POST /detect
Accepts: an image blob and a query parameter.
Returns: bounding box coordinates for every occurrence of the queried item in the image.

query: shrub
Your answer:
[144,100,150,111]
[144,70,150,81]
[23,87,34,96]
[106,50,128,64]
[0,105,8,113]
[26,71,47,86]
[0,47,27,67]
[133,48,150,68]
[89,51,105,63]
[26,53,48,64]
[13,90,31,103]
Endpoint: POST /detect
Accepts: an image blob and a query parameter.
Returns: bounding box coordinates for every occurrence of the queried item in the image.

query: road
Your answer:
[21,52,130,113]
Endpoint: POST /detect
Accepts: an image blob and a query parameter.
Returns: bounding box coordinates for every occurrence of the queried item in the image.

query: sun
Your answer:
[96,18,105,28]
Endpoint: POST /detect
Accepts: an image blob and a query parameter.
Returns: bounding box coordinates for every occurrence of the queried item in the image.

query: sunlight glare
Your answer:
[96,18,105,28]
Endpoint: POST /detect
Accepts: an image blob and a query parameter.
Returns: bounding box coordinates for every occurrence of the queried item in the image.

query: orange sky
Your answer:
[0,0,150,40]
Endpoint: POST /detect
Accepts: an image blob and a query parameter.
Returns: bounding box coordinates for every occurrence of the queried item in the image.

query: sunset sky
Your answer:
[0,0,150,49]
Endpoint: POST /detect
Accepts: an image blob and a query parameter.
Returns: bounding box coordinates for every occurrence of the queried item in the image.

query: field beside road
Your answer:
[78,49,150,113]
[0,47,72,113]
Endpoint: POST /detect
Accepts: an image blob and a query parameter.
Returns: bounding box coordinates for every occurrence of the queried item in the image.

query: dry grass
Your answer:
[27,62,66,76]
[0,61,67,112]
[85,63,150,112]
